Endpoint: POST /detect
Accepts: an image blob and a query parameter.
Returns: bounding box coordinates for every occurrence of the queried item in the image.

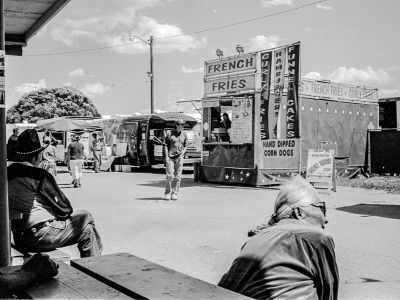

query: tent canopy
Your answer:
[36,117,102,132]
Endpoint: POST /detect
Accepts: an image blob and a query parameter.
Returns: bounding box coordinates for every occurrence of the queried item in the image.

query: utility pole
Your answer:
[0,0,10,267]
[130,34,154,114]
[149,35,154,114]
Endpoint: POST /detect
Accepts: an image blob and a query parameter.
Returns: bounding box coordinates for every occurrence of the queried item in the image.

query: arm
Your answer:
[181,132,189,155]
[311,237,339,300]
[0,253,58,296]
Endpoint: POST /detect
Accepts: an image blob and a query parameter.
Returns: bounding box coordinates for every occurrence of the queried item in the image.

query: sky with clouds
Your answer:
[5,0,400,115]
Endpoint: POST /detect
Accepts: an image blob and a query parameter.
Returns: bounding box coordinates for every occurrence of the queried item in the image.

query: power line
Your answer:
[24,0,328,57]
[155,0,328,40]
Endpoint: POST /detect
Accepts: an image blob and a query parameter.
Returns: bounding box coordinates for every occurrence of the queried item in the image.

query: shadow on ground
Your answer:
[136,177,278,191]
[336,204,400,219]
[135,197,166,201]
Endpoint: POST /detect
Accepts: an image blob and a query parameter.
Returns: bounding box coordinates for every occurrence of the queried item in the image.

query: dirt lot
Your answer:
[57,167,400,300]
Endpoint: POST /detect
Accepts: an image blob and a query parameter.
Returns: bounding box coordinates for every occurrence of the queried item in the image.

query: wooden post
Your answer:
[0,0,11,267]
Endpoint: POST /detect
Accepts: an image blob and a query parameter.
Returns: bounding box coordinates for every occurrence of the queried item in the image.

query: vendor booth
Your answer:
[197,42,378,186]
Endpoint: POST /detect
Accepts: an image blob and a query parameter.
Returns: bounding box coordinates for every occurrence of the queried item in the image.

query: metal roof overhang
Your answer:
[5,0,70,56]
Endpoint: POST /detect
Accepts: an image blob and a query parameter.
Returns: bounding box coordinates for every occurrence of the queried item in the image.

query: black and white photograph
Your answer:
[1,0,399,299]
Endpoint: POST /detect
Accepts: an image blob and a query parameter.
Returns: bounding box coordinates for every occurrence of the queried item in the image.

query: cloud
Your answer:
[327,66,392,85]
[316,4,333,10]
[261,0,292,7]
[181,66,203,74]
[248,35,279,52]
[304,72,324,80]
[14,79,47,96]
[68,68,87,77]
[379,88,400,98]
[50,5,206,55]
[81,82,112,97]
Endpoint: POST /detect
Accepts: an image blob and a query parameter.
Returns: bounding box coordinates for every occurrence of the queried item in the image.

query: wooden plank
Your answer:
[10,246,25,266]
[25,262,132,299]
[71,253,251,300]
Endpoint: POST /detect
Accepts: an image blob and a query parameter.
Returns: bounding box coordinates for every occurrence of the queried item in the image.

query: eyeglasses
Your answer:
[310,202,326,216]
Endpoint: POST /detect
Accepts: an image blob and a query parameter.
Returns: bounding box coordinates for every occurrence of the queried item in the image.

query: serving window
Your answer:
[202,97,253,144]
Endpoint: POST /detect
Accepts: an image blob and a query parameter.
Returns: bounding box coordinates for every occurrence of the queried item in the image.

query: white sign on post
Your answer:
[306,149,336,192]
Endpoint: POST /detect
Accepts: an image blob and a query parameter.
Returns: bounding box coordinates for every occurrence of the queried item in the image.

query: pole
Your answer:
[0,0,11,267]
[149,35,154,114]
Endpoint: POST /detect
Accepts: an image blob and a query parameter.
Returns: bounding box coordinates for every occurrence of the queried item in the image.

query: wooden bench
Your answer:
[71,252,251,299]
[1,263,130,299]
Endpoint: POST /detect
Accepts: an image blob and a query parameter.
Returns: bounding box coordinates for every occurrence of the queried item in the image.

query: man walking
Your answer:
[163,119,188,201]
[218,176,339,300]
[91,133,103,173]
[8,129,103,258]
[7,127,19,161]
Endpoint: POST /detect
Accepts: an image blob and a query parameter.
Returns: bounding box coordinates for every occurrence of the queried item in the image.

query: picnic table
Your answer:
[2,253,251,299]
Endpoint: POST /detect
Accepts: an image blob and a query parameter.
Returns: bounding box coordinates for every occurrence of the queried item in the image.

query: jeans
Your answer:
[13,210,103,258]
[165,155,183,196]
[70,159,84,180]
[93,151,102,171]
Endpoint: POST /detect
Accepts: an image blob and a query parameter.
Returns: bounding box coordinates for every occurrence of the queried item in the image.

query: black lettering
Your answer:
[245,57,253,67]
[237,60,244,68]
[238,79,246,88]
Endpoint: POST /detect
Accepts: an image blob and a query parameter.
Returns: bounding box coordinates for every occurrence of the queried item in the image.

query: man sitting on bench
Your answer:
[7,129,103,258]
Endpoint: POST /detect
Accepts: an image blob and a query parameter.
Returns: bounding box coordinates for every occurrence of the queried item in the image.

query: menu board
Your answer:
[231,98,252,143]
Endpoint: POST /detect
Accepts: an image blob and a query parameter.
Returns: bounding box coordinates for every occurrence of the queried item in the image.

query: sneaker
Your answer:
[171,194,178,201]
[164,194,171,200]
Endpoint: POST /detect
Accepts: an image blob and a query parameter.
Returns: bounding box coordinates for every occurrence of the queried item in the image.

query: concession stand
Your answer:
[196,42,379,186]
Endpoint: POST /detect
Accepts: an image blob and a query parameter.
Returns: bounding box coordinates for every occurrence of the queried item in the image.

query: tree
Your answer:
[6,87,101,123]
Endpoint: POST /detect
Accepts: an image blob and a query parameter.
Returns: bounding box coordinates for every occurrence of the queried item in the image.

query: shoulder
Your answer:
[8,163,48,179]
[275,220,334,246]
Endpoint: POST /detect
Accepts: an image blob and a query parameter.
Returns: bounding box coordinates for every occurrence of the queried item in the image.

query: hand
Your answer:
[21,253,59,282]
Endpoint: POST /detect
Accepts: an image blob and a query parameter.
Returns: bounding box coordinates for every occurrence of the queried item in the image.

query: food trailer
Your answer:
[197,42,379,186]
[92,112,201,169]
[35,117,103,164]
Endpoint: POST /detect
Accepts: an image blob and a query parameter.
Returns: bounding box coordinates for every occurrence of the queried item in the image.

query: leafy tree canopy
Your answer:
[6,87,101,123]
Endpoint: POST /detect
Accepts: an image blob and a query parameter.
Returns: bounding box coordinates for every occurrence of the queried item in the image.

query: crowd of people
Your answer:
[4,120,339,299]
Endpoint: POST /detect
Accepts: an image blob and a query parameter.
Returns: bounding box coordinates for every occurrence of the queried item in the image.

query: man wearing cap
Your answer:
[163,118,188,201]
[91,132,103,173]
[218,176,339,300]
[7,127,19,161]
[7,129,103,258]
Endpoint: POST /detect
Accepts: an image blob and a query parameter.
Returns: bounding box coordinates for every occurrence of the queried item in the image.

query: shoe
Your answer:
[164,194,170,200]
[171,194,178,201]
[71,180,76,185]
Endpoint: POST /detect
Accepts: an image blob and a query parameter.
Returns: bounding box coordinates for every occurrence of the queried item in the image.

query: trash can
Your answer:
[193,161,200,182]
